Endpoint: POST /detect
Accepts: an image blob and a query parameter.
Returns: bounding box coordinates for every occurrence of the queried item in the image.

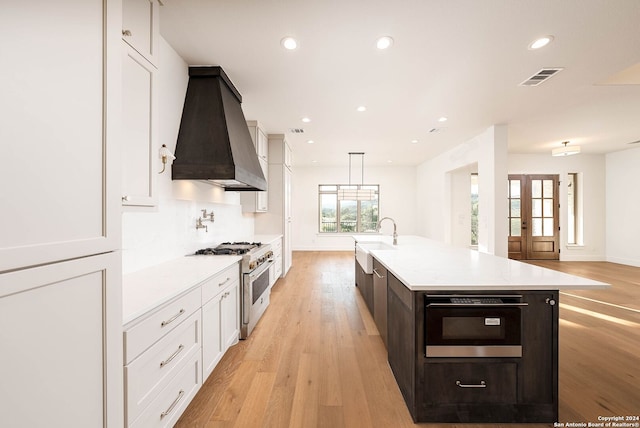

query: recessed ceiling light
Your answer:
[312,160,317,163]
[387,160,393,163]
[411,139,419,144]
[376,36,394,50]
[438,117,448,122]
[357,106,367,112]
[301,117,311,123]
[529,35,554,50]
[281,37,298,50]
[307,140,314,144]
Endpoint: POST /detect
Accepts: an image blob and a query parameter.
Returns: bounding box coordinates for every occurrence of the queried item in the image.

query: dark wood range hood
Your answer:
[172,66,267,191]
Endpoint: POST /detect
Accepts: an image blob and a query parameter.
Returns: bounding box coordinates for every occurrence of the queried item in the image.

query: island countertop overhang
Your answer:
[352,234,609,291]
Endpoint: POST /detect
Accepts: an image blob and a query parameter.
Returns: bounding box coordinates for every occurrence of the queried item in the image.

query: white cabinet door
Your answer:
[257,127,269,162]
[0,252,122,428]
[0,0,121,272]
[201,293,223,379]
[283,166,293,275]
[122,0,159,65]
[221,282,240,350]
[256,158,269,212]
[122,45,158,207]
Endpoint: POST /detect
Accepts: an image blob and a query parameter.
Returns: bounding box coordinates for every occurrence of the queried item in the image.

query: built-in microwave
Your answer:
[425,294,528,358]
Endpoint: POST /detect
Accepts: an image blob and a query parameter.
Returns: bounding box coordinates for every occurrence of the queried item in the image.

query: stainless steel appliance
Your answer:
[425,294,528,357]
[195,242,273,339]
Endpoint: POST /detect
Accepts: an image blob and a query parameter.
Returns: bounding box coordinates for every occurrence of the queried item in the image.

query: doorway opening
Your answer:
[508,174,560,260]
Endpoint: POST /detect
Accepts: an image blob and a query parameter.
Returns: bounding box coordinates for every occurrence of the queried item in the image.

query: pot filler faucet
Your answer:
[376,217,398,245]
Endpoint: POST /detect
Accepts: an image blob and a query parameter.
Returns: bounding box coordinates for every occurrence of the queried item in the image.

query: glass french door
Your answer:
[508,175,560,260]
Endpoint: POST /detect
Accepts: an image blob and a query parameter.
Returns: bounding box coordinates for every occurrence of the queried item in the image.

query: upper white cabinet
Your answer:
[0,0,121,272]
[241,121,269,213]
[122,45,158,207]
[121,0,160,207]
[254,134,293,277]
[122,0,160,66]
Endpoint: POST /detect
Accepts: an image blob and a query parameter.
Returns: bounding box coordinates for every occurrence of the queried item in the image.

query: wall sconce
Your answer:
[158,144,176,173]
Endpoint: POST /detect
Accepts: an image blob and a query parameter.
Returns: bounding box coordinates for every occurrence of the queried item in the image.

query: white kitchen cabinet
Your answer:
[271,237,283,283]
[0,252,122,428]
[254,135,293,277]
[0,1,123,426]
[123,286,203,427]
[201,264,240,379]
[241,121,269,213]
[122,43,158,207]
[122,0,160,66]
[0,0,121,272]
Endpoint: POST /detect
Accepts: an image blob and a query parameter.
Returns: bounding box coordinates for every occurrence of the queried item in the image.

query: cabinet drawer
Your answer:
[424,362,517,404]
[272,238,282,252]
[201,263,239,304]
[130,352,202,428]
[125,310,201,425]
[124,287,201,363]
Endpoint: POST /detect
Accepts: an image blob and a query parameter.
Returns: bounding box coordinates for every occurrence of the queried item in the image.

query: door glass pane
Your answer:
[510,180,520,198]
[531,180,542,198]
[543,180,554,198]
[532,218,542,236]
[543,218,554,236]
[510,218,521,236]
[510,199,521,217]
[532,199,542,217]
[543,199,553,217]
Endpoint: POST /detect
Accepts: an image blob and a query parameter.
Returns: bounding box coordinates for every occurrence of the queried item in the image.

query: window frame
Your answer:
[318,184,380,234]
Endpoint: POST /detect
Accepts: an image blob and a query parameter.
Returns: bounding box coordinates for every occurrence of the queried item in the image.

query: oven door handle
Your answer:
[248,259,272,282]
[426,303,529,307]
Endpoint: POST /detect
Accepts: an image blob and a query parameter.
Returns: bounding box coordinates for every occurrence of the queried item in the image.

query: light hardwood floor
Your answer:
[176,252,640,428]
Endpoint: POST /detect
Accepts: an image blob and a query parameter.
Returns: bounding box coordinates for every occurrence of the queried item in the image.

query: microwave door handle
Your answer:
[426,303,529,307]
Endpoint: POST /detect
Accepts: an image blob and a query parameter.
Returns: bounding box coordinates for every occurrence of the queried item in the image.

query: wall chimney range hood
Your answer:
[172,66,267,191]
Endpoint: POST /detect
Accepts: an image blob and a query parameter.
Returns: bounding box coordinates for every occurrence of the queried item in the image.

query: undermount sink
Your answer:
[355,241,396,274]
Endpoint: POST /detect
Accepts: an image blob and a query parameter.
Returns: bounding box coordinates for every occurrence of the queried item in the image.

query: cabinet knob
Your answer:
[545,298,556,306]
[122,29,132,37]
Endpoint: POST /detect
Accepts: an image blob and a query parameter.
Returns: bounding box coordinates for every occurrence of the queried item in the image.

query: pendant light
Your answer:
[552,141,581,157]
[337,152,376,201]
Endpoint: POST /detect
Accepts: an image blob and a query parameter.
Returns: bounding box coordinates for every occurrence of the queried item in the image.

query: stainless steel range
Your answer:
[195,242,273,339]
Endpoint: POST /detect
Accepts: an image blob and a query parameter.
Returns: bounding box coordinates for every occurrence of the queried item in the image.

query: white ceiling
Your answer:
[160,0,640,166]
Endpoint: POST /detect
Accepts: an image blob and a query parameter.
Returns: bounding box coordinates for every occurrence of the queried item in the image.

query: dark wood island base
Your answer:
[386,271,559,423]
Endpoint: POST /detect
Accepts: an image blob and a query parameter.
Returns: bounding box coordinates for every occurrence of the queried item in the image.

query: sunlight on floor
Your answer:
[560,303,640,328]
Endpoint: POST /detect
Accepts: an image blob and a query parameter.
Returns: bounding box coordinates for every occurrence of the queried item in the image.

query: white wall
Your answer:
[508,153,606,261]
[121,38,255,274]
[450,164,478,248]
[291,165,418,251]
[606,146,640,267]
[416,125,507,256]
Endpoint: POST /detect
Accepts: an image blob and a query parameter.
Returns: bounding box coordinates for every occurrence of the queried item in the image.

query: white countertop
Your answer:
[353,235,609,291]
[122,255,241,325]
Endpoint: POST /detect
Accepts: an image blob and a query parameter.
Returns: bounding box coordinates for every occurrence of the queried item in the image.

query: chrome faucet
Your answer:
[376,217,398,245]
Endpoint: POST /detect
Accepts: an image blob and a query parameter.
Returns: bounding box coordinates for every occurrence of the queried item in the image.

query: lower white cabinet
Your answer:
[123,261,240,426]
[125,310,201,425]
[0,252,122,428]
[202,270,239,379]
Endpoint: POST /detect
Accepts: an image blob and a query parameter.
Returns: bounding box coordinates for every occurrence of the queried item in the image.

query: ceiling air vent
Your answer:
[627,139,640,145]
[289,128,305,134]
[519,68,564,86]
[429,127,442,133]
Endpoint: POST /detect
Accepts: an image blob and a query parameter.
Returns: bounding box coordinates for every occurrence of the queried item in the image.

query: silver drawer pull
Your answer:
[456,380,486,388]
[159,345,184,368]
[161,309,185,327]
[218,277,231,287]
[160,389,184,419]
[373,268,385,279]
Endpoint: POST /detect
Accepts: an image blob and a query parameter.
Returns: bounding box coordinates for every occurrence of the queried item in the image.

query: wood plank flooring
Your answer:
[175,253,640,428]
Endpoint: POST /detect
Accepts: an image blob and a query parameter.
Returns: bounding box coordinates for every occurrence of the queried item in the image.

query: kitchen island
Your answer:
[352,235,608,423]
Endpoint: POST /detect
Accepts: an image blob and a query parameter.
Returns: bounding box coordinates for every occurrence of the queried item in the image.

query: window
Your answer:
[567,172,582,245]
[319,184,379,233]
[471,173,479,245]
